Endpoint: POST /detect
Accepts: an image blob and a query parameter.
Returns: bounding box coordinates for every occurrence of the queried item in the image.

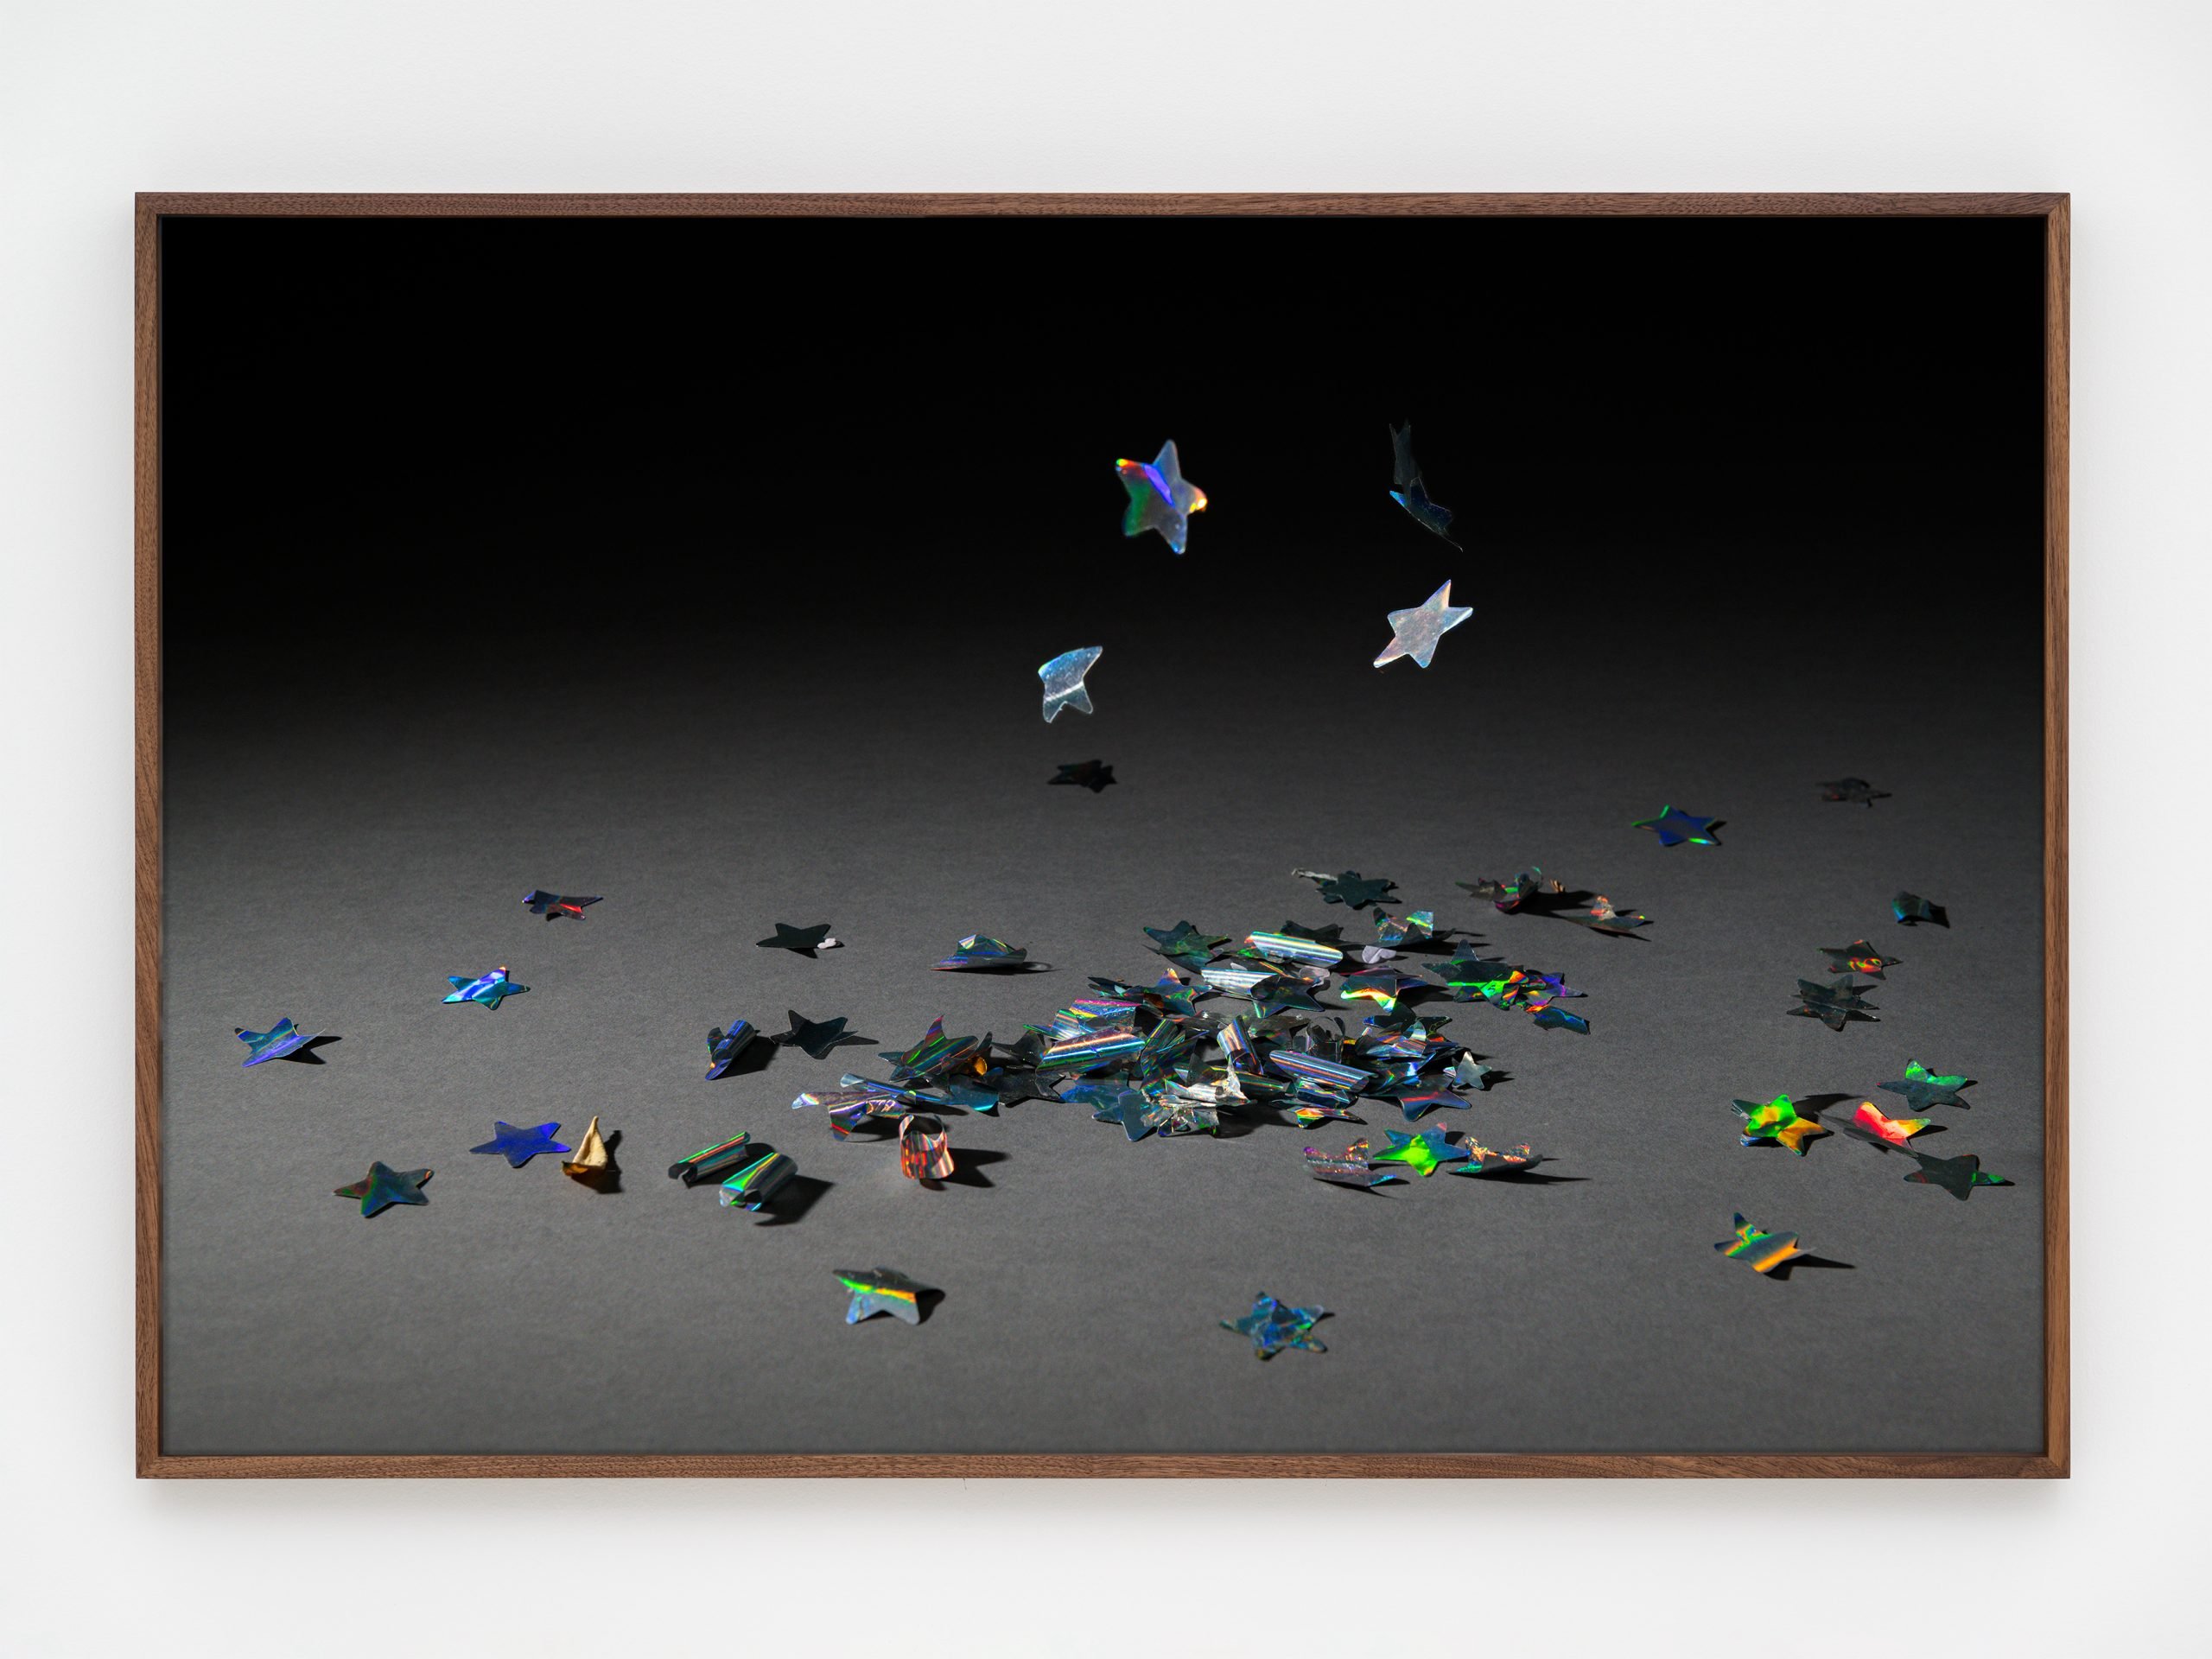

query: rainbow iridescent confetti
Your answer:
[1732,1095,1829,1155]
[1714,1214,1806,1275]
[1115,439,1206,554]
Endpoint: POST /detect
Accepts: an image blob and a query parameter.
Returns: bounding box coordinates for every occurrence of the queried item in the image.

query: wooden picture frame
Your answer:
[136,191,2068,1478]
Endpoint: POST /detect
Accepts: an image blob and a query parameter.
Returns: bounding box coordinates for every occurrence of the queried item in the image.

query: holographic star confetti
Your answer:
[333,1161,432,1218]
[1386,422,1462,549]
[469,1120,570,1167]
[1115,439,1206,554]
[1789,976,1879,1031]
[932,936,1042,972]
[1145,920,1230,969]
[880,1016,982,1084]
[1050,760,1116,792]
[1451,1141,1548,1178]
[705,1019,758,1080]
[1820,940,1901,978]
[898,1112,954,1181]
[235,1017,316,1066]
[1372,579,1473,670]
[443,964,527,1008]
[1459,868,1652,935]
[1893,891,1949,927]
[837,1265,935,1325]
[1370,1126,1469,1177]
[1732,1095,1830,1155]
[757,922,839,954]
[777,1010,867,1059]
[1304,1140,1402,1188]
[1630,807,1721,848]
[1826,1101,1934,1152]
[1714,1214,1807,1276]
[522,889,601,920]
[1903,1150,2011,1199]
[1220,1293,1329,1358]
[1879,1059,1976,1112]
[1290,1100,1365,1129]
[562,1115,613,1184]
[1294,869,1399,909]
[668,1130,753,1185]
[720,1150,796,1211]
[1818,778,1891,806]
[1039,645,1104,721]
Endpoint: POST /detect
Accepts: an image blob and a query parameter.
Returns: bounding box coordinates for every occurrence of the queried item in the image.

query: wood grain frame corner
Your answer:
[133,191,2069,1479]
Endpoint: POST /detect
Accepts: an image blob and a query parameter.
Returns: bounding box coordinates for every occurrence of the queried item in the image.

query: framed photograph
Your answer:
[137,192,2067,1478]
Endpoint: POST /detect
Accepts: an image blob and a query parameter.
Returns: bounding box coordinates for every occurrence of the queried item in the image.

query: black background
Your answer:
[160,213,2047,697]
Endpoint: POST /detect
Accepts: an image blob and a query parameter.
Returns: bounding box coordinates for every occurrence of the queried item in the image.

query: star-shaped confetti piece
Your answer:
[1820,940,1901,978]
[1387,422,1462,549]
[1304,1139,1399,1186]
[932,935,1041,972]
[1451,1141,1548,1178]
[1630,806,1721,847]
[777,1009,867,1060]
[1893,891,1949,927]
[1370,1126,1469,1177]
[1220,1293,1330,1358]
[1291,1101,1365,1129]
[705,1019,758,1079]
[1294,868,1399,909]
[1050,760,1116,792]
[1372,579,1473,670]
[443,964,527,1008]
[836,1265,936,1325]
[880,1015,982,1084]
[1903,1150,2011,1200]
[757,921,839,954]
[1878,1058,1976,1112]
[1818,778,1891,806]
[1732,1094,1830,1155]
[469,1120,570,1167]
[333,1160,432,1217]
[1144,919,1229,968]
[1714,1213,1806,1275]
[522,889,601,920]
[1039,645,1104,721]
[1789,976,1879,1031]
[1378,1078,1471,1122]
[236,1017,316,1066]
[1826,1100,1934,1151]
[1116,439,1206,554]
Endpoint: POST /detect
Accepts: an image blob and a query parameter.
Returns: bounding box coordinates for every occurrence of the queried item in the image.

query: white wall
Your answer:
[3,3,2206,1654]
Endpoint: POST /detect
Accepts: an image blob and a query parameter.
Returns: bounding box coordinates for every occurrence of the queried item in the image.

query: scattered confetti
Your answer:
[1903,1150,2010,1200]
[235,1017,315,1066]
[1458,868,1651,935]
[1370,1126,1469,1177]
[1116,439,1206,554]
[1788,976,1879,1031]
[1451,1141,1548,1178]
[522,889,601,920]
[1386,422,1462,549]
[1039,645,1104,722]
[1630,806,1721,848]
[1304,1139,1400,1187]
[443,964,527,1009]
[469,1121,570,1167]
[1294,869,1399,909]
[1826,1101,1933,1151]
[668,1130,753,1185]
[1732,1095,1830,1154]
[1819,940,1901,978]
[562,1115,613,1184]
[705,1019,759,1080]
[1879,1059,1975,1112]
[776,1009,867,1059]
[1714,1214,1807,1275]
[837,1265,935,1325]
[720,1150,796,1211]
[933,936,1043,972]
[1893,891,1949,927]
[333,1161,431,1218]
[1221,1293,1329,1358]
[1372,579,1473,670]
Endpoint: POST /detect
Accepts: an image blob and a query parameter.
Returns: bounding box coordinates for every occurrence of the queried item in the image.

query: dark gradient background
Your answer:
[156,213,2050,1453]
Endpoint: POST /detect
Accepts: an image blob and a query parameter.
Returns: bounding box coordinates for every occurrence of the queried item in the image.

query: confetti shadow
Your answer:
[1471,1168,1589,1187]
[752,1171,833,1228]
[270,1033,345,1065]
[930,1147,1008,1190]
[711,1040,778,1080]
[1761,1253,1855,1281]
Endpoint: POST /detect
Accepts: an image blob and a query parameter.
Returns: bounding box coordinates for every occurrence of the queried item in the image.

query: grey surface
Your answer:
[160,611,2046,1454]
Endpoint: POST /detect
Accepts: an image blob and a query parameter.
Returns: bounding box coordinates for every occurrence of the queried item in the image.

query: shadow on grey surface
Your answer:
[754,1174,833,1227]
[1472,1169,1590,1187]
[1764,1254,1856,1281]
[272,1034,344,1065]
[933,1148,1008,1190]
